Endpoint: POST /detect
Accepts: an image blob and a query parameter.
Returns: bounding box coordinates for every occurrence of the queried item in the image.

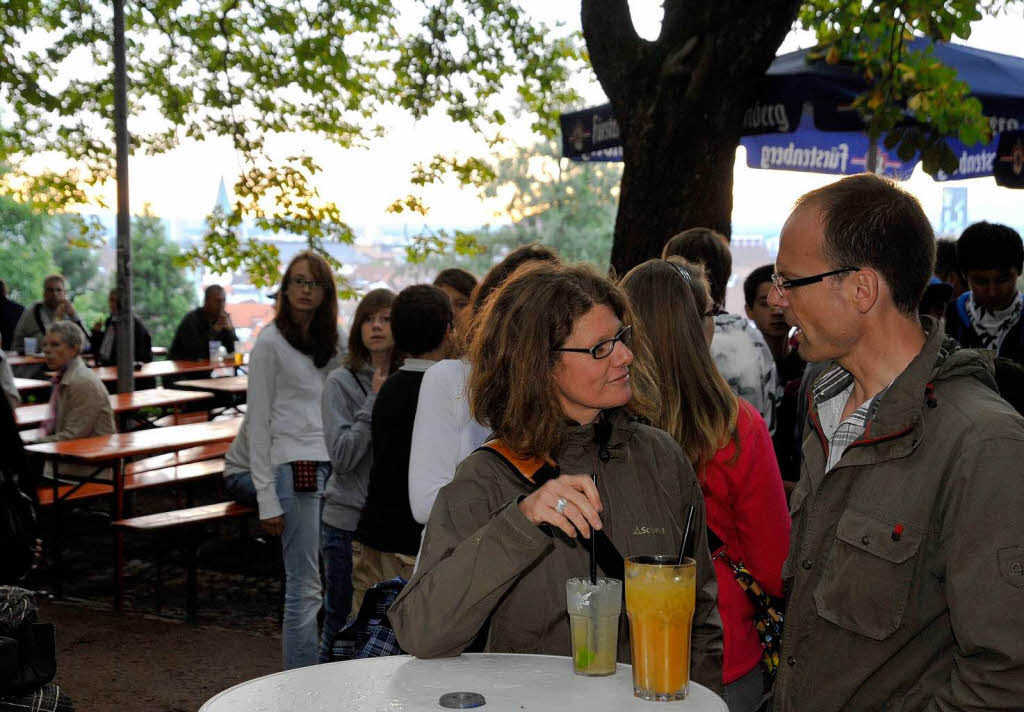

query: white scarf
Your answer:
[966,291,1023,352]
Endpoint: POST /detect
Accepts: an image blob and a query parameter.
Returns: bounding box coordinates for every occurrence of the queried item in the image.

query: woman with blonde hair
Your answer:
[389,261,723,690]
[620,258,789,712]
[236,250,345,669]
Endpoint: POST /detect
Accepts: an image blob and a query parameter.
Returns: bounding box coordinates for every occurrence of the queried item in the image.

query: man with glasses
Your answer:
[769,173,1024,712]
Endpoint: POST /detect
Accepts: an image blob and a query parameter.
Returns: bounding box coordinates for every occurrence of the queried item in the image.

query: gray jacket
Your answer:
[321,365,377,531]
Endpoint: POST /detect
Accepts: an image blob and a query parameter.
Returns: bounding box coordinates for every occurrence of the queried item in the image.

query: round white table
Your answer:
[199,653,728,711]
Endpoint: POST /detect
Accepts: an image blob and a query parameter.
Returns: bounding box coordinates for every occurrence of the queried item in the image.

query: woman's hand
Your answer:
[371,366,388,394]
[260,515,284,536]
[518,474,603,539]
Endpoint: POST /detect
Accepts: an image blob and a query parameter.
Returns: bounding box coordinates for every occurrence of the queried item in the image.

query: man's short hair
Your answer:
[391,285,453,356]
[47,320,83,352]
[661,228,732,307]
[204,284,225,300]
[743,264,775,308]
[956,222,1024,275]
[433,268,477,300]
[43,274,66,289]
[794,174,934,316]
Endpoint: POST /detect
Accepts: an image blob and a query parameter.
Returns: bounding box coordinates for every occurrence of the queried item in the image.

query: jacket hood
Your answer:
[849,316,996,441]
[557,408,639,455]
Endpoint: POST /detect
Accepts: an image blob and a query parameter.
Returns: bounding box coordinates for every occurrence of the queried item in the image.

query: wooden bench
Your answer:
[36,482,114,507]
[125,442,230,476]
[36,458,226,506]
[124,458,226,491]
[112,501,256,622]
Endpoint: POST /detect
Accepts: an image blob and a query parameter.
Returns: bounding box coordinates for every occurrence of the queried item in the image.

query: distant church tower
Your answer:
[214,177,232,214]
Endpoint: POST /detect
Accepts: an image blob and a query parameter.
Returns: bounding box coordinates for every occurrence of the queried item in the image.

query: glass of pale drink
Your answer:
[565,577,622,676]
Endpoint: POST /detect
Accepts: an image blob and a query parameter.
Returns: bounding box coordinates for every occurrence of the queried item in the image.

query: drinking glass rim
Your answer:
[626,555,695,567]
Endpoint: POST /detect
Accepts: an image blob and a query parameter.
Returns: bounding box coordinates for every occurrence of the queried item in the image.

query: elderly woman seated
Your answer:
[36,320,115,445]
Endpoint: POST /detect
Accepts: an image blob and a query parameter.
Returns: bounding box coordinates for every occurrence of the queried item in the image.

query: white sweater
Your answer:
[247,323,343,519]
[407,359,491,524]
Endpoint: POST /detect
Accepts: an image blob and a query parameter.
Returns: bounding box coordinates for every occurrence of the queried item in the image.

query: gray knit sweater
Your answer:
[321,364,376,531]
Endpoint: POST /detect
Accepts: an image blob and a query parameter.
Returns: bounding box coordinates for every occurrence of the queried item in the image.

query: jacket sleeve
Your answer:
[246,335,281,520]
[389,460,554,658]
[0,354,20,412]
[408,363,461,524]
[731,403,790,598]
[681,454,726,694]
[926,434,1024,711]
[321,369,375,478]
[217,325,238,353]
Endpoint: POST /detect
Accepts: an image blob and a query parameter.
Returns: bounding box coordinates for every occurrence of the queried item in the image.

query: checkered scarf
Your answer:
[966,291,1023,352]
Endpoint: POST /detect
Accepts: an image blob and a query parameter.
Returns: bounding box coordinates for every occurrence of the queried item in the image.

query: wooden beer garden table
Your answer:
[89,359,236,383]
[174,375,248,417]
[7,354,46,367]
[15,387,214,431]
[25,417,243,611]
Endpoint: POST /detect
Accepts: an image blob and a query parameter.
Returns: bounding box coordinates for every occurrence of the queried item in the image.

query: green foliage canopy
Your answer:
[0,0,584,284]
[799,0,1021,175]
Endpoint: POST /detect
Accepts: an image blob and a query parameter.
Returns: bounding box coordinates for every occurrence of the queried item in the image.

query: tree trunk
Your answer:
[581,0,801,276]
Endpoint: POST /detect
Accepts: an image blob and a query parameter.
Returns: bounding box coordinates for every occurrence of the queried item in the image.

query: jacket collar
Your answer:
[556,408,639,456]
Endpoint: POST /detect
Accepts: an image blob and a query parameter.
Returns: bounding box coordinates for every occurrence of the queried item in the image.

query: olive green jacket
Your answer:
[389,409,724,692]
[774,318,1024,711]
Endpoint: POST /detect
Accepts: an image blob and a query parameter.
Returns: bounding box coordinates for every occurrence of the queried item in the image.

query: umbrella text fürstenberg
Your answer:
[760,142,850,172]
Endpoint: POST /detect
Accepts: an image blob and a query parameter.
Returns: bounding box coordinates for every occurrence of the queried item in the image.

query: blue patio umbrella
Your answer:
[561,38,1024,182]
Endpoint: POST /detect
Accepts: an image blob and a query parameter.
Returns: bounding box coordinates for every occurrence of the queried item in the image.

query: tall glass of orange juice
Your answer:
[625,555,696,701]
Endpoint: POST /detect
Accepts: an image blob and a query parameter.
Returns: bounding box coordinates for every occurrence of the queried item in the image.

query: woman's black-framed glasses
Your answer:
[553,325,632,360]
[770,267,859,300]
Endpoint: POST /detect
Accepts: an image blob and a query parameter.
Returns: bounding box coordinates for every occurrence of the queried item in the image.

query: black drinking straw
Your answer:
[590,474,598,584]
[677,504,696,565]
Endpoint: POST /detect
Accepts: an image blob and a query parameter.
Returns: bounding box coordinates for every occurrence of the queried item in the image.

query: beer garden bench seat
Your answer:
[112,501,257,622]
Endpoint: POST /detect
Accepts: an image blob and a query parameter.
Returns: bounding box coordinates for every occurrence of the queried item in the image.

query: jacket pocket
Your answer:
[813,508,922,641]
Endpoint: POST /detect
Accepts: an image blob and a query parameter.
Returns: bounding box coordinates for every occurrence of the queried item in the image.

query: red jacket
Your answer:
[701,398,790,684]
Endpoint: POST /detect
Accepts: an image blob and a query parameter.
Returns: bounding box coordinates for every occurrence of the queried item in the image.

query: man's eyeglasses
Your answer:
[770,267,859,299]
[290,277,329,290]
[552,325,632,360]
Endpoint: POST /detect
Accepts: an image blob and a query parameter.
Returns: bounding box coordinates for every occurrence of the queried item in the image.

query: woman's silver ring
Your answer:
[554,497,568,514]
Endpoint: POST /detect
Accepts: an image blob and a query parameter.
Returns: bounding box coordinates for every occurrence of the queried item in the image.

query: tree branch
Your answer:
[581,0,644,107]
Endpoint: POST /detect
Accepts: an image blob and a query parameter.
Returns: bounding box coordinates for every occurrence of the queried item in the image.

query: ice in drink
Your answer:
[625,556,696,701]
[566,577,622,676]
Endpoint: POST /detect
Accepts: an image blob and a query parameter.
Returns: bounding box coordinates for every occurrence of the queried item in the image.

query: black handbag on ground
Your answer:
[0,587,56,695]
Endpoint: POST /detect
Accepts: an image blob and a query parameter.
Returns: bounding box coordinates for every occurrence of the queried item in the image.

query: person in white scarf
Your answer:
[944,221,1024,364]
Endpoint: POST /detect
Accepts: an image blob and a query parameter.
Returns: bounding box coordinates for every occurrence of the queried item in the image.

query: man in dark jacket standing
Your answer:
[768,174,1024,712]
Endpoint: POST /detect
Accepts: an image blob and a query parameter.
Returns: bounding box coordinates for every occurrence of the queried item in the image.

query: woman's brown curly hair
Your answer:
[468,261,659,460]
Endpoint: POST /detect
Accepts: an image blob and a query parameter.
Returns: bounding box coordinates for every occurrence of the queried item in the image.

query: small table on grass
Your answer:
[199,653,728,711]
